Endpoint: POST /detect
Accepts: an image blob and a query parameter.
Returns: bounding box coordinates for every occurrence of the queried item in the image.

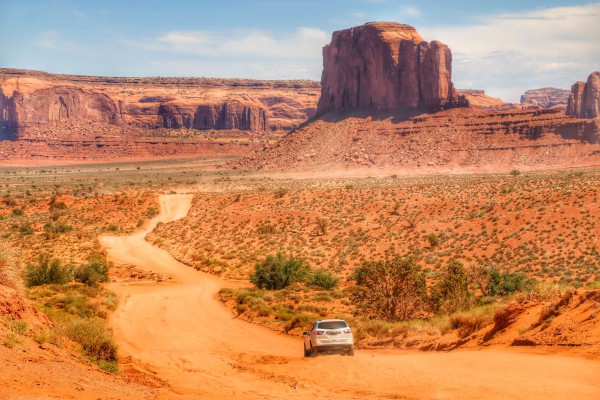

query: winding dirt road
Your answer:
[101,194,600,400]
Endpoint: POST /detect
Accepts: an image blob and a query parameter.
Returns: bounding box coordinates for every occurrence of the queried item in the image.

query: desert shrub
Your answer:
[312,269,339,289]
[256,222,277,235]
[470,265,534,297]
[25,254,72,287]
[510,169,521,176]
[19,222,33,235]
[426,233,440,247]
[43,221,73,236]
[49,196,67,211]
[316,217,329,235]
[250,252,311,290]
[449,304,497,338]
[7,319,29,335]
[64,318,118,362]
[352,256,427,321]
[146,207,159,218]
[274,187,289,198]
[284,313,312,333]
[489,269,534,296]
[516,282,565,303]
[218,287,234,301]
[2,195,17,207]
[12,208,24,217]
[354,319,393,340]
[430,260,473,314]
[74,253,110,287]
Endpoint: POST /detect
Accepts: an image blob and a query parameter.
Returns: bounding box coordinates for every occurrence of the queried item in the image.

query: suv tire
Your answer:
[303,343,310,358]
[310,343,318,357]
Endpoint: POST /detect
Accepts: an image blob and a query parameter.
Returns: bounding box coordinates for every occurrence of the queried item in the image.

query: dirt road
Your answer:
[101,194,600,400]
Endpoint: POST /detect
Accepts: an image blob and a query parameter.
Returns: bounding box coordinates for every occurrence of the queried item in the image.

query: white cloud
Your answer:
[135,27,329,80]
[150,27,328,60]
[399,5,421,18]
[34,30,62,50]
[421,3,600,102]
[137,27,330,79]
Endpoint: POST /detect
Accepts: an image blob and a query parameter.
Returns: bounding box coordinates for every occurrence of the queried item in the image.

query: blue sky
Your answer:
[1,0,599,102]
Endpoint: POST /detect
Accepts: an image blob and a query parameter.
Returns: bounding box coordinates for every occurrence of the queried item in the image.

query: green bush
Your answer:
[426,233,440,247]
[74,253,110,287]
[312,269,339,289]
[25,254,72,287]
[64,318,118,362]
[430,260,473,314]
[489,269,534,296]
[44,221,73,236]
[250,252,311,290]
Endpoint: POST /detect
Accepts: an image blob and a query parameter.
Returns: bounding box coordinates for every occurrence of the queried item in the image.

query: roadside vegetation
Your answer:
[0,182,156,374]
[219,251,549,345]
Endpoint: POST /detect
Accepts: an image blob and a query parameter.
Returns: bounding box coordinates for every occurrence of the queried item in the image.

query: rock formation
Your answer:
[520,88,570,108]
[317,22,463,115]
[566,71,600,118]
[0,69,319,140]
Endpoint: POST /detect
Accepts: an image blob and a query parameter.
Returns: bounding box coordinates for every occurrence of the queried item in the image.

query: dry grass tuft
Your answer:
[0,241,21,289]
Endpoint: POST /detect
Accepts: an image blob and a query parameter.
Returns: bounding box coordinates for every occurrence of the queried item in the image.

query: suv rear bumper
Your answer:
[315,344,353,353]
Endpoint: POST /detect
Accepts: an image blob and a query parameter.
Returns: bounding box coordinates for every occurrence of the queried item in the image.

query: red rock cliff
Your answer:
[0,69,320,140]
[566,71,600,118]
[317,22,463,115]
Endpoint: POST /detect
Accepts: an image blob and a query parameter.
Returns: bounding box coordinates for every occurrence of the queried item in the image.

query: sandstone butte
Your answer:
[228,22,600,171]
[566,71,600,119]
[317,22,465,115]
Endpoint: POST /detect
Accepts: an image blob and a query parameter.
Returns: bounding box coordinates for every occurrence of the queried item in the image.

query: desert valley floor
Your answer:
[1,159,600,399]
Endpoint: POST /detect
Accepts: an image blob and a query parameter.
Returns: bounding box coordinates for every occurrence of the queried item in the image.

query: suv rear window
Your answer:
[317,321,348,330]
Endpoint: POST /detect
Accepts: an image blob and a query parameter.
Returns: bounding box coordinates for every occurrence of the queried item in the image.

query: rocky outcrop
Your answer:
[157,101,267,130]
[520,88,570,108]
[0,69,320,141]
[0,85,119,139]
[317,22,463,115]
[566,71,600,118]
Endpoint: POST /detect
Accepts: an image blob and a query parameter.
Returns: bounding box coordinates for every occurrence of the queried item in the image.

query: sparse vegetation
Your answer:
[251,252,311,290]
[25,254,72,287]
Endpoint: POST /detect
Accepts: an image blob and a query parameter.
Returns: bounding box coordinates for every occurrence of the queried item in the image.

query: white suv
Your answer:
[303,319,354,357]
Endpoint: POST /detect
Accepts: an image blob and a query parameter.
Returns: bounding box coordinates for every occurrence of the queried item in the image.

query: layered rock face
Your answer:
[0,69,319,140]
[520,88,570,108]
[317,22,463,115]
[566,71,600,118]
[148,100,267,131]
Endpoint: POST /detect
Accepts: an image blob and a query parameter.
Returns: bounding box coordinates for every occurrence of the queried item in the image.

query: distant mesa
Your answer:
[520,88,570,109]
[0,69,320,142]
[316,22,466,116]
[566,71,600,119]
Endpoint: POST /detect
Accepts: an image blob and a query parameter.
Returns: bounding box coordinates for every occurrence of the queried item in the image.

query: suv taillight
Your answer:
[344,329,352,334]
[312,330,324,335]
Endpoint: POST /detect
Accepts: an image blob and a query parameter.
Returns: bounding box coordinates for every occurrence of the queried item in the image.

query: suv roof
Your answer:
[315,319,346,323]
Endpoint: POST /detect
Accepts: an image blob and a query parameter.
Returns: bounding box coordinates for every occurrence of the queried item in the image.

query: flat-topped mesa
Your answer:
[566,71,600,118]
[317,22,464,115]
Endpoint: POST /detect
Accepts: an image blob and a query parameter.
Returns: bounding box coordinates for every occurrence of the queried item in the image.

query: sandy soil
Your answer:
[100,194,600,400]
